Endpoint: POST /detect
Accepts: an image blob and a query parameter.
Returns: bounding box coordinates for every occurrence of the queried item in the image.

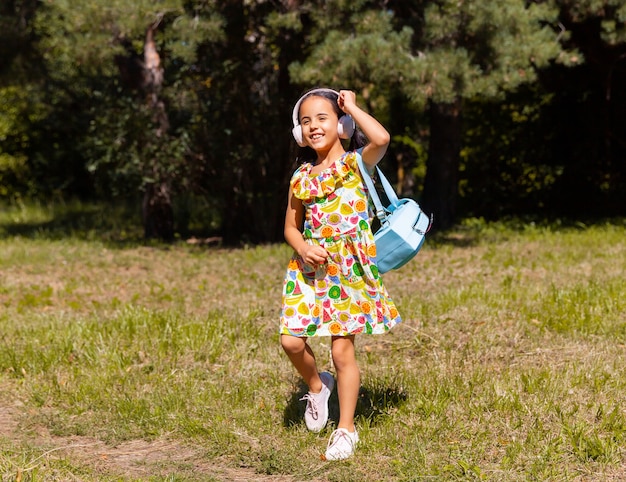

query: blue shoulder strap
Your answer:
[355,150,401,224]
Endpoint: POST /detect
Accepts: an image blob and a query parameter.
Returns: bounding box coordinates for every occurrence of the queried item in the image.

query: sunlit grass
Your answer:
[1,207,626,480]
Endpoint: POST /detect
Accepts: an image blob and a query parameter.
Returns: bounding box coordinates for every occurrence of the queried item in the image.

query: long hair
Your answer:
[293,89,368,164]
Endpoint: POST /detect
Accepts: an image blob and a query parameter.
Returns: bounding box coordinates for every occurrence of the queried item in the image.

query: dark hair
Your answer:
[294,89,368,164]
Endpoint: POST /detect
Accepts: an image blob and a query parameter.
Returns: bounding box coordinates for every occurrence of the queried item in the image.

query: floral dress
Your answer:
[280,149,401,337]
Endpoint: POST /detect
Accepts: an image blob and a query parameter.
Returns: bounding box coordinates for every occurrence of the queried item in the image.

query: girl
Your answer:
[280,88,401,460]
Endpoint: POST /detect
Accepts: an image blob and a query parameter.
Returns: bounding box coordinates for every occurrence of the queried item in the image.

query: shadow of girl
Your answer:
[283,378,408,428]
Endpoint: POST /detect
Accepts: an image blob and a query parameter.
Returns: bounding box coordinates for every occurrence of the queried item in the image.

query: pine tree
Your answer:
[290,0,573,227]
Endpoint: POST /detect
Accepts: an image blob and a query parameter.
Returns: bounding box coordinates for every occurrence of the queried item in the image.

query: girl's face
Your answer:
[299,96,341,151]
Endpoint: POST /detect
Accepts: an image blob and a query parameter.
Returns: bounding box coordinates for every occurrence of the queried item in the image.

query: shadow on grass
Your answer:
[0,200,220,248]
[0,202,144,242]
[5,200,622,250]
[428,216,626,248]
[283,377,408,429]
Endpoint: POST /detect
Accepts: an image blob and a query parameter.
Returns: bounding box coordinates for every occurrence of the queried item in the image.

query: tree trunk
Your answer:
[422,98,462,230]
[141,18,174,241]
[142,182,174,240]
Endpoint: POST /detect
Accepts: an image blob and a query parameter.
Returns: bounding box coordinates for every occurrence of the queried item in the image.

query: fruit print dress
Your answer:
[280,149,401,337]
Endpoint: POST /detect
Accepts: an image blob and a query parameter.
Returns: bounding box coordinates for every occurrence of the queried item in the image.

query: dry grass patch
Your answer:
[1,214,626,480]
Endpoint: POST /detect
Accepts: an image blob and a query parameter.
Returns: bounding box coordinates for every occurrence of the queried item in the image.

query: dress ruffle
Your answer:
[290,154,354,201]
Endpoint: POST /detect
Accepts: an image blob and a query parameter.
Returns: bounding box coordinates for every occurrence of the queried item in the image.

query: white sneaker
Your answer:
[300,371,334,432]
[324,428,359,461]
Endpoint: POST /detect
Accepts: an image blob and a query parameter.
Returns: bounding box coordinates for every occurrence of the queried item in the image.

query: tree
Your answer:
[460,0,626,219]
[546,0,626,214]
[188,0,332,243]
[27,0,325,243]
[0,0,42,199]
[289,0,574,228]
[4,1,623,242]
[32,0,224,239]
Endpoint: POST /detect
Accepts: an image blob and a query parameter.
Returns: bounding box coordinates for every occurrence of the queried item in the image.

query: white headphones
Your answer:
[291,88,355,147]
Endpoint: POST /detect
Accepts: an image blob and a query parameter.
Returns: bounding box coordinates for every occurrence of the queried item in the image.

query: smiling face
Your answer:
[298,95,342,152]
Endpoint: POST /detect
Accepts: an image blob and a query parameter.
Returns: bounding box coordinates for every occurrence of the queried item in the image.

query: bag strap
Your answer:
[357,149,434,235]
[356,151,401,224]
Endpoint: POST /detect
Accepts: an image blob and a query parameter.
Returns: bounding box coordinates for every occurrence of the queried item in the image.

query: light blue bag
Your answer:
[357,153,432,274]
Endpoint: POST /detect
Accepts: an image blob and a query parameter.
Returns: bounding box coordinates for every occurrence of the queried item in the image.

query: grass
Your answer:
[1,202,626,480]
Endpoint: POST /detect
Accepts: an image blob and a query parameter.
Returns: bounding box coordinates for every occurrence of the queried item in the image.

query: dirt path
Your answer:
[0,403,295,482]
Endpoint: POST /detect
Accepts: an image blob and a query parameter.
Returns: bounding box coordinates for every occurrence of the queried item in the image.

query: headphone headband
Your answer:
[291,88,340,128]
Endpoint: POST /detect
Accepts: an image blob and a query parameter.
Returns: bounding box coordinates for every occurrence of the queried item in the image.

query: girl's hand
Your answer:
[337,90,357,113]
[298,244,329,266]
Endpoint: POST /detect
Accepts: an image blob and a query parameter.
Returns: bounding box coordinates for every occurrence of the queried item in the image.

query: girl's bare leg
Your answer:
[331,335,359,430]
[281,334,323,393]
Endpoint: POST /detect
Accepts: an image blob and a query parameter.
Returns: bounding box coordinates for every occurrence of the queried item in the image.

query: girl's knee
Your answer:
[281,334,306,355]
[331,338,356,368]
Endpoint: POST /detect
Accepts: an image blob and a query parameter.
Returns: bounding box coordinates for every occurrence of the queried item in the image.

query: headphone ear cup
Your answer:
[292,125,306,147]
[337,115,355,140]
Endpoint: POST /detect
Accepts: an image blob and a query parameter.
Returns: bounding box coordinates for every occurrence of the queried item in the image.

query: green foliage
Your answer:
[0,85,47,199]
[163,6,225,63]
[425,1,562,98]
[32,0,224,194]
[290,9,416,102]
[560,0,626,44]
[0,93,30,197]
[0,0,625,240]
[291,1,569,105]
[460,84,564,217]
[34,0,224,77]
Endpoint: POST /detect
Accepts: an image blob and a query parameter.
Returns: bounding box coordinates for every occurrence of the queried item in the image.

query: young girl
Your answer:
[280,88,401,460]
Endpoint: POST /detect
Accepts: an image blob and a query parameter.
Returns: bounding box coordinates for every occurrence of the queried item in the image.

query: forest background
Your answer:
[1,0,625,243]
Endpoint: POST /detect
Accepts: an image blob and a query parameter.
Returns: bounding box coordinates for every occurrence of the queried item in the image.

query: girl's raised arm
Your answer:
[337,90,390,169]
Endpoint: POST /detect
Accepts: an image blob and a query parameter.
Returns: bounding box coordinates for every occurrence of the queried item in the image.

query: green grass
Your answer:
[1,203,626,480]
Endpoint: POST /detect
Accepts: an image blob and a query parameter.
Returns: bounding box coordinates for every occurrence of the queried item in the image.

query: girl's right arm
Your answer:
[284,190,328,265]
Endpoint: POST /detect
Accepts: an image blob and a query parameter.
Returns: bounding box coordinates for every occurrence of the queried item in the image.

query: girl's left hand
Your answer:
[337,90,356,113]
